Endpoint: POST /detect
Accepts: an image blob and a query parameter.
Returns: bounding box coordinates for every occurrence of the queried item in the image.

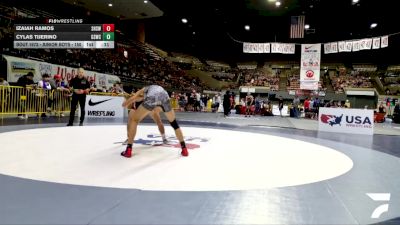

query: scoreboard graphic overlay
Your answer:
[14,19,114,49]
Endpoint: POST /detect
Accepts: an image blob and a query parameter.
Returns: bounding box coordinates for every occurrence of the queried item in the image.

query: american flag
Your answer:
[290,16,305,39]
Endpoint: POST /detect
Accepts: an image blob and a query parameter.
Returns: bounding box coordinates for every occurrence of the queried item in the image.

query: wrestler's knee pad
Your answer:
[170,119,180,130]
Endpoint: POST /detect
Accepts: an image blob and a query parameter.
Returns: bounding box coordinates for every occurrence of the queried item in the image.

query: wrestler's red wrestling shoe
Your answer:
[181,147,188,157]
[121,146,132,158]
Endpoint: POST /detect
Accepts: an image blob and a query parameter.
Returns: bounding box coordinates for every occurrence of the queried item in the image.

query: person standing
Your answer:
[304,97,311,119]
[223,90,231,117]
[278,96,284,117]
[245,92,254,117]
[67,68,90,126]
[293,95,300,118]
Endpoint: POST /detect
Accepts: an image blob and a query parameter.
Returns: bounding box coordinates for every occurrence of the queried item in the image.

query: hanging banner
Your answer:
[283,44,289,54]
[338,41,346,52]
[365,39,372,50]
[324,43,331,54]
[277,43,283,53]
[283,44,295,54]
[243,42,249,53]
[300,44,321,90]
[243,43,273,54]
[352,40,360,52]
[289,44,295,54]
[381,36,389,48]
[271,43,279,53]
[251,43,258,53]
[256,43,262,53]
[345,41,353,52]
[330,42,338,53]
[373,38,381,49]
[264,43,271,53]
[359,39,366,50]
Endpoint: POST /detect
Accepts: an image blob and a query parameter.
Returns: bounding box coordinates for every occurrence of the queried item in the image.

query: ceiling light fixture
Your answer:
[352,0,359,3]
[244,25,250,31]
[144,0,148,3]
[181,18,188,24]
[370,23,377,28]
[108,3,113,7]
[305,24,310,29]
[275,1,281,7]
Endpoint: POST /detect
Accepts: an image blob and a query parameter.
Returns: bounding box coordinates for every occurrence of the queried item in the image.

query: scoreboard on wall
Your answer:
[13,19,114,49]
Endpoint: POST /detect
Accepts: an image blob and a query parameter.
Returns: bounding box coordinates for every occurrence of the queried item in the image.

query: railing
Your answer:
[0,87,184,118]
[0,85,73,116]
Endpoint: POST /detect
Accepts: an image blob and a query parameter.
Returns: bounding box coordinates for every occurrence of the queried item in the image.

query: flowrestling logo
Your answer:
[321,113,372,128]
[134,134,210,149]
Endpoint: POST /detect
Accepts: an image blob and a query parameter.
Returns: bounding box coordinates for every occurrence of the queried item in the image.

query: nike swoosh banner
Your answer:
[300,44,321,90]
[85,95,125,118]
[89,98,112,106]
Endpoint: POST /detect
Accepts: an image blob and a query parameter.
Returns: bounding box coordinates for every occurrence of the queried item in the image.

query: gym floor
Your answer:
[0,113,399,224]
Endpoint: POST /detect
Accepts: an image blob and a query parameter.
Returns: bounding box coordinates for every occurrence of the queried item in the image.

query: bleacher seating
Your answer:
[330,71,373,93]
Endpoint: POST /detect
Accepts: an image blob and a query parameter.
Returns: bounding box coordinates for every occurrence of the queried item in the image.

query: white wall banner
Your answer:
[373,38,381,49]
[85,95,125,118]
[271,43,278,53]
[381,36,389,48]
[243,42,249,53]
[318,107,374,135]
[3,55,120,89]
[300,44,321,90]
[352,40,360,52]
[244,42,293,54]
[360,39,365,50]
[277,43,284,53]
[251,43,258,53]
[330,42,338,53]
[243,42,264,53]
[283,44,289,54]
[244,34,389,55]
[359,39,366,50]
[338,41,346,52]
[365,38,372,49]
[324,43,331,54]
[289,44,295,54]
[263,43,271,53]
[257,43,264,53]
[345,41,353,52]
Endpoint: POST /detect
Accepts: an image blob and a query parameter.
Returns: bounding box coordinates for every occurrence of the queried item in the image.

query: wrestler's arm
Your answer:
[122,88,145,107]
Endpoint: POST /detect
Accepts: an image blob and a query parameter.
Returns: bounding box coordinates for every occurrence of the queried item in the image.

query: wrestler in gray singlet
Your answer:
[142,85,172,112]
